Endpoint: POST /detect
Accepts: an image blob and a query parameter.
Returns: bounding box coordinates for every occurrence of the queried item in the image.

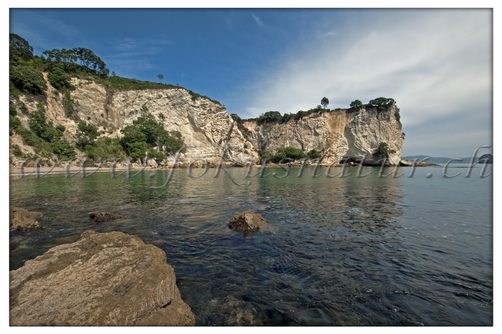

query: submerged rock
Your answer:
[228,210,268,233]
[89,212,123,222]
[9,230,195,326]
[9,206,43,231]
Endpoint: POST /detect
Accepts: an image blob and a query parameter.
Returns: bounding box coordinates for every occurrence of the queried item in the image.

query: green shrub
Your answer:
[15,126,52,154]
[374,142,389,157]
[260,150,274,161]
[48,64,71,90]
[18,101,29,115]
[10,107,17,116]
[76,121,99,148]
[272,146,306,163]
[51,139,76,159]
[10,65,47,95]
[230,113,241,123]
[307,149,322,160]
[395,109,401,124]
[82,137,125,162]
[367,97,395,112]
[9,115,21,129]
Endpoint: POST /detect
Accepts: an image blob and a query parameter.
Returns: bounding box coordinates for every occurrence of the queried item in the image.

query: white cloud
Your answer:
[252,13,265,27]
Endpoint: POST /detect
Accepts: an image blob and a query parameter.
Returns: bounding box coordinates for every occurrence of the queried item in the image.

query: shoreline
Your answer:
[9,163,479,177]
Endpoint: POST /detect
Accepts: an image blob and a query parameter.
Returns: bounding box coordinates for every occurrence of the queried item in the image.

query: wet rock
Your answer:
[10,206,43,231]
[228,210,268,233]
[9,230,195,326]
[89,212,123,222]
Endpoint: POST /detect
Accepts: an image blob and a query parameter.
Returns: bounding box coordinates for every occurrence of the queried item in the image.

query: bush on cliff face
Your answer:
[51,139,76,159]
[350,99,363,111]
[76,121,99,149]
[83,138,126,161]
[307,149,322,160]
[367,97,395,112]
[28,111,65,143]
[47,63,72,90]
[10,66,47,95]
[260,150,274,161]
[272,146,307,163]
[120,113,182,162]
[394,109,401,124]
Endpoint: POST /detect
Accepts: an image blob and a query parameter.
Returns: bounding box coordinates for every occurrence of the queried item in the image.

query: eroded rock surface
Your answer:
[9,230,195,326]
[229,210,268,233]
[10,206,42,231]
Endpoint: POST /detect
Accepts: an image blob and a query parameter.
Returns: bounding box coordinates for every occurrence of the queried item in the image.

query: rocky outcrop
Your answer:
[239,102,404,165]
[9,230,195,326]
[10,76,258,165]
[9,206,43,231]
[89,212,124,222]
[229,210,268,233]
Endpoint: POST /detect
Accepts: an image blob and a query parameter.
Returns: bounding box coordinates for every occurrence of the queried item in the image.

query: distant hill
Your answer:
[401,155,481,164]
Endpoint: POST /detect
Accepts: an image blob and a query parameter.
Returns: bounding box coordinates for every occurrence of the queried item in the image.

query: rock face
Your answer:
[10,76,257,165]
[9,206,42,231]
[89,212,124,222]
[229,210,268,233]
[9,75,404,165]
[239,102,404,165]
[9,230,195,326]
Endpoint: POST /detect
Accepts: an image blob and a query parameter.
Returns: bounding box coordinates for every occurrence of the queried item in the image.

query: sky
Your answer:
[9,8,493,157]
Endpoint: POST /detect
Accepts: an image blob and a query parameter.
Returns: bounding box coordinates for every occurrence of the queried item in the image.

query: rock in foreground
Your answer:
[10,206,43,231]
[10,230,195,326]
[89,212,123,222]
[228,210,268,233]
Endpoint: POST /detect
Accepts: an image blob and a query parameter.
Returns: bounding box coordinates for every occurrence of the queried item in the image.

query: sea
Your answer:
[9,163,493,325]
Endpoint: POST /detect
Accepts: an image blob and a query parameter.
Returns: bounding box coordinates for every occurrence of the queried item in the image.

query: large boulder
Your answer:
[9,230,195,326]
[228,210,268,233]
[10,206,43,231]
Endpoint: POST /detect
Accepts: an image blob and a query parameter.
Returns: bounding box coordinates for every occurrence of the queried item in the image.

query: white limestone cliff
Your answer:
[9,76,404,165]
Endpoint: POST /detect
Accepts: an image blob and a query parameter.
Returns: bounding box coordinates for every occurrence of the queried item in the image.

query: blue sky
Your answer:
[9,8,492,157]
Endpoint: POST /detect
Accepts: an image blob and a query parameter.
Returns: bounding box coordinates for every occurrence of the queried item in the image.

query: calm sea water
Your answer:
[9,165,492,325]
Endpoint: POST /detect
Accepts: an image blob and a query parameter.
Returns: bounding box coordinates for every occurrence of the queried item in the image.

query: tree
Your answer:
[10,33,34,60]
[157,74,164,83]
[321,97,329,109]
[51,139,76,159]
[367,97,395,112]
[230,113,241,123]
[76,121,99,148]
[350,99,363,111]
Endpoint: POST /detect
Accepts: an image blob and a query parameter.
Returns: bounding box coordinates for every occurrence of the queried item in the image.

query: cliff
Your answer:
[9,75,404,166]
[239,103,404,165]
[10,75,258,165]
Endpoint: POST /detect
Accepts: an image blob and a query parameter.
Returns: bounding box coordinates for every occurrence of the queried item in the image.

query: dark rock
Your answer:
[10,206,43,231]
[9,230,195,326]
[90,212,123,222]
[229,210,268,233]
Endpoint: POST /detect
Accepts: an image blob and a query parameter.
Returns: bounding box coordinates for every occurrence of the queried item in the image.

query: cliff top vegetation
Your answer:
[9,33,221,105]
[232,97,397,126]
